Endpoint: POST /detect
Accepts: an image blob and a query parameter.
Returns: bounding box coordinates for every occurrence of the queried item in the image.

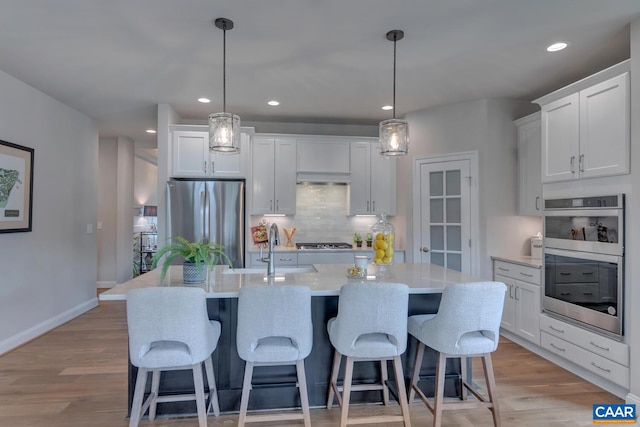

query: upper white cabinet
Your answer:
[515,113,542,216]
[349,140,396,215]
[251,136,297,215]
[171,126,249,178]
[535,62,630,183]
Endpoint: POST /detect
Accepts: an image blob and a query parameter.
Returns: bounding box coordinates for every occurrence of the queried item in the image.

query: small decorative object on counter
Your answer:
[283,227,296,247]
[251,219,269,249]
[354,232,363,248]
[371,213,395,265]
[366,233,373,247]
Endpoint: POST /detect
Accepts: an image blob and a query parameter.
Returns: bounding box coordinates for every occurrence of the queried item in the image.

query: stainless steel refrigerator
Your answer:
[167,179,245,268]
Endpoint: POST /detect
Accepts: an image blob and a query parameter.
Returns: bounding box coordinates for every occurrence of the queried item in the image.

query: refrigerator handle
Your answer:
[202,190,209,242]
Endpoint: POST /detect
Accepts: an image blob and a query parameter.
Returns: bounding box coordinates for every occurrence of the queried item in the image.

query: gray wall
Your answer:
[0,70,98,354]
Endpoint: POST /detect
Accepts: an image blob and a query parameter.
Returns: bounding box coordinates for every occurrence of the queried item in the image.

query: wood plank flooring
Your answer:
[0,297,623,426]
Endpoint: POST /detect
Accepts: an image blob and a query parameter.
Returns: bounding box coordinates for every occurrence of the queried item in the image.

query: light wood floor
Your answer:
[0,298,622,427]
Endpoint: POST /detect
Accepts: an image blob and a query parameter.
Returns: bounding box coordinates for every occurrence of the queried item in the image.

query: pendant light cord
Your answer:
[392,33,397,120]
[222,23,227,113]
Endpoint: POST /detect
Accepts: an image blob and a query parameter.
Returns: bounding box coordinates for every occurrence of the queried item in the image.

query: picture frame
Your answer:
[0,139,34,233]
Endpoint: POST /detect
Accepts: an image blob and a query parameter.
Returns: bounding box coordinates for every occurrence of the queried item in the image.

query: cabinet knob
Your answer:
[421,247,430,253]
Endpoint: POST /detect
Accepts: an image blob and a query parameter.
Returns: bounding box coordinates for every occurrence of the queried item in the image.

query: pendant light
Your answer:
[379,29,409,157]
[209,18,240,153]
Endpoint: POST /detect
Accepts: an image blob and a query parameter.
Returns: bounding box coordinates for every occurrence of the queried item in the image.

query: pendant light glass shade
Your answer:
[379,118,409,156]
[379,29,409,157]
[209,18,240,153]
[209,112,240,152]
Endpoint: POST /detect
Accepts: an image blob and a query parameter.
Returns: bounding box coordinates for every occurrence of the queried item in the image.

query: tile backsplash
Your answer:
[249,183,380,247]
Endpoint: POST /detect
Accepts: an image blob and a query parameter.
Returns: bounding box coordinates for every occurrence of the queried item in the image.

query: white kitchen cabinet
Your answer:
[171,127,249,178]
[494,260,541,345]
[349,141,396,215]
[515,113,541,216]
[251,137,297,215]
[540,314,629,388]
[537,64,629,183]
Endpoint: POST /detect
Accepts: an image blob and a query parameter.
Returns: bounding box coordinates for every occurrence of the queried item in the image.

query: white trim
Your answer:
[626,393,640,406]
[0,298,98,356]
[97,280,117,288]
[412,151,480,276]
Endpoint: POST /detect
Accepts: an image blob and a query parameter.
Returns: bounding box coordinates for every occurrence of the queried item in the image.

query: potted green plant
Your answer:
[366,233,373,247]
[151,237,231,285]
[353,232,363,248]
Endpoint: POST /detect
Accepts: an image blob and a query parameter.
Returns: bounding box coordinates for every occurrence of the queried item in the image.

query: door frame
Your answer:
[412,151,480,276]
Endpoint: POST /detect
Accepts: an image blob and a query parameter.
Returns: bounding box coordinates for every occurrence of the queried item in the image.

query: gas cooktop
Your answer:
[296,242,353,250]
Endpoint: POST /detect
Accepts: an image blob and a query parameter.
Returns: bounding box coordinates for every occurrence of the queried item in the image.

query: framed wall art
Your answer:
[0,139,34,233]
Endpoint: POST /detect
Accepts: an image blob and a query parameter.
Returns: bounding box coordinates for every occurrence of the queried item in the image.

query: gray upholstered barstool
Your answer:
[126,287,220,427]
[326,282,412,427]
[408,281,506,427]
[236,285,312,427]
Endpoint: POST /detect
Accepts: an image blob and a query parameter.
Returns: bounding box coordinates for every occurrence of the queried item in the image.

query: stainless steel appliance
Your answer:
[167,179,245,268]
[543,194,624,338]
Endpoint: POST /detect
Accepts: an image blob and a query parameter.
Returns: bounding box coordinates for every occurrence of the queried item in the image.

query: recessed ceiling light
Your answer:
[146,129,157,134]
[268,100,280,106]
[547,42,568,52]
[382,105,394,111]
[198,97,211,103]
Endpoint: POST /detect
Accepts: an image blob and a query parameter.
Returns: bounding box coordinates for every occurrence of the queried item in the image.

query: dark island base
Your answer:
[128,293,463,417]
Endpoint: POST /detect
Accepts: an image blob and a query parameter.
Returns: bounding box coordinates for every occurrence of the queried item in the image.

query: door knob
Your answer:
[421,247,430,252]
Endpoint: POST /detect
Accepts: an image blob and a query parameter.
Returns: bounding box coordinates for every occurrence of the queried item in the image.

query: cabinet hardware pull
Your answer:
[549,325,565,333]
[560,272,571,276]
[270,200,273,211]
[211,160,215,174]
[498,267,509,272]
[535,196,540,211]
[520,272,533,277]
[560,292,571,296]
[367,200,370,212]
[550,343,566,352]
[582,272,594,275]
[515,286,520,301]
[204,161,207,173]
[570,156,576,173]
[509,285,514,299]
[590,362,611,373]
[589,341,610,352]
[372,201,376,212]
[583,292,593,296]
[276,200,279,211]
[579,154,584,172]
[279,258,293,262]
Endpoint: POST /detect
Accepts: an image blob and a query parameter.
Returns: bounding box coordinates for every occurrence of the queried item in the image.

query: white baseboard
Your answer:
[0,298,99,356]
[626,393,640,405]
[96,281,117,288]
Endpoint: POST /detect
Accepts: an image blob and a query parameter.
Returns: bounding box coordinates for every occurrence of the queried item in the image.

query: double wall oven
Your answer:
[543,194,624,339]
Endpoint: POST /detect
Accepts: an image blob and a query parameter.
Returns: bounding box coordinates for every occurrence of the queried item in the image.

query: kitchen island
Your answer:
[100,263,485,417]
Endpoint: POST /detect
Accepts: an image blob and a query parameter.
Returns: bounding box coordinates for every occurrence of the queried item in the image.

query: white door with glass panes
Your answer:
[415,159,471,274]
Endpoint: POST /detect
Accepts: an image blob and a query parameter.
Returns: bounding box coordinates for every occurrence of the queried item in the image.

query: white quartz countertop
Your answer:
[99,263,485,301]
[490,255,542,268]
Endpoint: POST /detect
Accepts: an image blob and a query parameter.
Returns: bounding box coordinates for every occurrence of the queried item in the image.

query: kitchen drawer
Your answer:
[298,251,354,265]
[494,260,540,285]
[540,314,628,366]
[249,252,298,267]
[541,332,629,388]
[555,263,599,283]
[554,283,600,303]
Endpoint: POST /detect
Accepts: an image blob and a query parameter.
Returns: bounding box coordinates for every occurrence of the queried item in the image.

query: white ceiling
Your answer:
[1,1,639,145]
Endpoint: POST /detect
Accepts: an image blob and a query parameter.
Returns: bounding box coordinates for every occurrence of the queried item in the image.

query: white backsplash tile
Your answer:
[249,183,379,247]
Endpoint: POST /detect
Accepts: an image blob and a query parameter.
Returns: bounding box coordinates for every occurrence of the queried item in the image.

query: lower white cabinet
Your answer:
[248,252,297,268]
[540,314,629,388]
[494,260,541,345]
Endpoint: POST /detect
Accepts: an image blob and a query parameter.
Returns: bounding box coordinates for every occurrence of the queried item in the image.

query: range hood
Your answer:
[296,172,351,184]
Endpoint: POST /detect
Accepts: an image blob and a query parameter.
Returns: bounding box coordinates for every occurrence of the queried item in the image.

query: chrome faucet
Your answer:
[261,223,280,275]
